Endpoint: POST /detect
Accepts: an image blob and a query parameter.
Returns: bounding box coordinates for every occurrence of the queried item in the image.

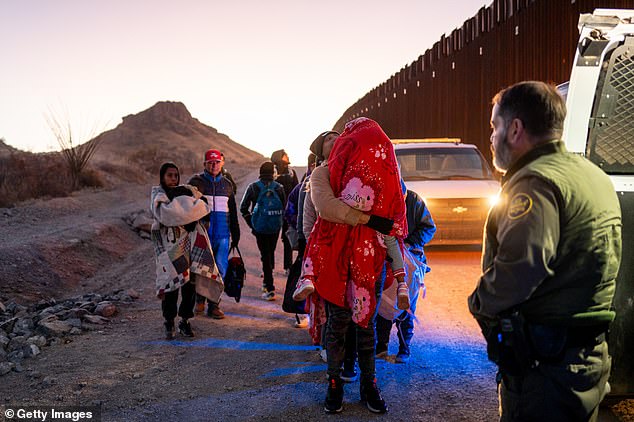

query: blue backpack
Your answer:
[252,180,284,234]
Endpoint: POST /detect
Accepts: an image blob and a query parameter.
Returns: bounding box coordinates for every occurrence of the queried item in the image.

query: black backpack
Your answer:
[224,247,246,302]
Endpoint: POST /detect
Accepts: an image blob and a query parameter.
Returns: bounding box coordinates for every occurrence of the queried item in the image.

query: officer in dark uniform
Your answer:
[468,81,622,422]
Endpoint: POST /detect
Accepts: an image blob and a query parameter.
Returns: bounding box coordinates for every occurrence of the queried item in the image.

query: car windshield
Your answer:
[396,147,495,181]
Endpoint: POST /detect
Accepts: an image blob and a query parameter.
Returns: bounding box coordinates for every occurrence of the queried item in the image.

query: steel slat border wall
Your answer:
[333,0,633,163]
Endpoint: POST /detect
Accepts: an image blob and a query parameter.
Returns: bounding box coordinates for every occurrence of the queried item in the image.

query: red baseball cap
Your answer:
[204,149,222,162]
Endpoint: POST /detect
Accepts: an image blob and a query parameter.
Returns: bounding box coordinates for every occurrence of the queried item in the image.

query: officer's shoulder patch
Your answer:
[507,193,533,220]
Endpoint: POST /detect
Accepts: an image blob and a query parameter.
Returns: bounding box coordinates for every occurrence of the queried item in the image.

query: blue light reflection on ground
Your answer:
[146,337,319,352]
[262,363,326,378]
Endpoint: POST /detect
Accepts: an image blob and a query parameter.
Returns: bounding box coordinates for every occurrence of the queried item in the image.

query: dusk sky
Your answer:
[1,0,488,163]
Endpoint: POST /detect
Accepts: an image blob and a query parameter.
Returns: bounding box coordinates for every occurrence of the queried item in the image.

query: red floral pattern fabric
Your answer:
[303,118,407,328]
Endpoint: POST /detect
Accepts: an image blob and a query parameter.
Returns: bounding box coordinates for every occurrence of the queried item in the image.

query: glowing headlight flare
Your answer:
[488,194,500,207]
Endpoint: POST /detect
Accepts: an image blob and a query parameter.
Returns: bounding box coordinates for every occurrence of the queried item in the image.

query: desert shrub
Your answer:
[0,151,106,207]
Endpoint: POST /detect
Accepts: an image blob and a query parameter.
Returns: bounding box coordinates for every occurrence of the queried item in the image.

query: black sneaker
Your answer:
[360,378,388,414]
[341,360,358,383]
[178,319,194,337]
[324,376,344,414]
[164,320,174,340]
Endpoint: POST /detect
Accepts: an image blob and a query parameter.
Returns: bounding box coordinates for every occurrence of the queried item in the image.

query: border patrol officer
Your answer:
[468,81,622,422]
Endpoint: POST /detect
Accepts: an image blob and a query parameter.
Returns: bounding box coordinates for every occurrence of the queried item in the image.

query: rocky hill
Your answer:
[90,101,264,178]
[0,139,20,158]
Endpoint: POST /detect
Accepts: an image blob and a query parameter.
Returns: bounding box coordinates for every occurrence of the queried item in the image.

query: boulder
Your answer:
[37,320,73,336]
[132,214,153,233]
[94,302,117,317]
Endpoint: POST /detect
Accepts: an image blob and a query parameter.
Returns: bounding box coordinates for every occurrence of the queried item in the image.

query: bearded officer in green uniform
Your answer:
[468,81,622,422]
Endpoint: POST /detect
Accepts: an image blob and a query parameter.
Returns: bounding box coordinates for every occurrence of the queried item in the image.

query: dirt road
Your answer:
[0,178,628,421]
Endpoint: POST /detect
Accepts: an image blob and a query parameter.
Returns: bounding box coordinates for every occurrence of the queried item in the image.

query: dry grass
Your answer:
[0,151,104,208]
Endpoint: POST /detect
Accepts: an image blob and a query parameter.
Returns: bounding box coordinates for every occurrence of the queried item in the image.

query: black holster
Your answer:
[479,312,535,376]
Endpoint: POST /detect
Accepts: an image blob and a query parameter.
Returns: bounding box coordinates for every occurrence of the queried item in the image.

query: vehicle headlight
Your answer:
[488,194,500,207]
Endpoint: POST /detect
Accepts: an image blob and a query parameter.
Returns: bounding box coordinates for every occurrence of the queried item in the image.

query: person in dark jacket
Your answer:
[271,149,299,274]
[240,162,286,300]
[188,149,240,319]
[469,81,621,421]
[375,189,436,363]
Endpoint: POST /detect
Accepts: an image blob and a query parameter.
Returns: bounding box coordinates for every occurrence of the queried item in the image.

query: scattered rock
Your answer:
[0,334,9,349]
[0,362,14,375]
[7,350,24,363]
[0,301,5,313]
[12,318,34,336]
[37,320,73,336]
[42,376,57,386]
[24,344,40,358]
[7,336,27,352]
[27,336,47,347]
[132,214,153,233]
[95,302,117,317]
[70,328,82,335]
[0,317,17,333]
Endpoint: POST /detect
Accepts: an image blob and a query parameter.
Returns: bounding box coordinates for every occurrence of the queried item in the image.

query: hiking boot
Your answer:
[341,360,358,383]
[207,306,225,319]
[262,291,275,301]
[324,376,344,414]
[292,278,315,301]
[360,378,388,414]
[397,281,410,310]
[395,352,410,364]
[164,320,174,341]
[178,319,194,337]
[294,314,308,328]
[194,302,205,315]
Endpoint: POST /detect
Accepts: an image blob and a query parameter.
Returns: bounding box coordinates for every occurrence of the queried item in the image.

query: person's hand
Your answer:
[395,274,405,284]
[157,292,165,300]
[366,215,394,235]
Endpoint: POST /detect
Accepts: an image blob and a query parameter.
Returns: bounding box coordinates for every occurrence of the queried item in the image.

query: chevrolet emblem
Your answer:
[452,206,468,213]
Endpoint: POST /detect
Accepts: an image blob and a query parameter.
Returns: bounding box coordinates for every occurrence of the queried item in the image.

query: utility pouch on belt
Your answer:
[480,312,535,376]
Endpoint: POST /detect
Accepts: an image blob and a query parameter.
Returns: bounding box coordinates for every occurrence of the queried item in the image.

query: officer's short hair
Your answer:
[493,81,566,142]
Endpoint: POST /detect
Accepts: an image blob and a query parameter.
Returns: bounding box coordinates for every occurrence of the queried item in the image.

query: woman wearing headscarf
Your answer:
[150,162,224,340]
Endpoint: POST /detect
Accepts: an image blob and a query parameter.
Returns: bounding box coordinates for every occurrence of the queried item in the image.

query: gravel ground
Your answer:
[0,176,630,421]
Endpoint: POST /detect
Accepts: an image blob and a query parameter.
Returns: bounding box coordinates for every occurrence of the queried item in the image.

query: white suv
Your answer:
[393,139,500,245]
